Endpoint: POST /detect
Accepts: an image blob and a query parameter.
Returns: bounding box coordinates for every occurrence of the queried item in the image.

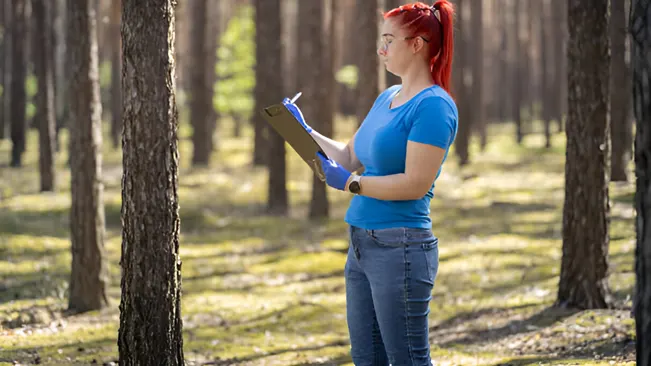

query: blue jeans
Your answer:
[344,225,439,366]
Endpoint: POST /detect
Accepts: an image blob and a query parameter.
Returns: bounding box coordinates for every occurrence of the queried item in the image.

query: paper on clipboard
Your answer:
[260,96,328,181]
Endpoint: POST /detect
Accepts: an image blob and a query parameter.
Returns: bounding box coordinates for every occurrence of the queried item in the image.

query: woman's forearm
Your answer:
[356,173,426,201]
[310,131,355,172]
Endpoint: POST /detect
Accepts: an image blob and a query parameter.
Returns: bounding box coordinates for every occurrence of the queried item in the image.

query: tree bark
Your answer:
[512,0,523,144]
[189,0,213,166]
[67,0,108,313]
[118,0,184,364]
[540,0,552,148]
[454,0,472,165]
[630,0,651,362]
[9,0,26,167]
[33,0,56,191]
[110,0,122,149]
[0,0,5,140]
[383,0,401,88]
[557,0,612,310]
[254,0,287,215]
[610,0,632,182]
[470,0,485,150]
[355,0,380,127]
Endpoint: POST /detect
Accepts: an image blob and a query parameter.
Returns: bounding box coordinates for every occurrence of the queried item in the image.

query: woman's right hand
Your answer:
[282,97,313,133]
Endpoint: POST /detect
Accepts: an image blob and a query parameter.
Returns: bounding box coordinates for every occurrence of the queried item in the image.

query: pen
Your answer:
[290,92,302,104]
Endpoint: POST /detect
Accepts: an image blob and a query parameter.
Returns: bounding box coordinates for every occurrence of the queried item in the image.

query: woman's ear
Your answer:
[412,38,425,54]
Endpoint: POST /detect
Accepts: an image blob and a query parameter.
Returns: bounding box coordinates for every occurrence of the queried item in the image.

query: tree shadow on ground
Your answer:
[434,305,580,348]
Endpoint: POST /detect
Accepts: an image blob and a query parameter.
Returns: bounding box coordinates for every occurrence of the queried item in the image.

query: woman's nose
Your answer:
[377,46,386,56]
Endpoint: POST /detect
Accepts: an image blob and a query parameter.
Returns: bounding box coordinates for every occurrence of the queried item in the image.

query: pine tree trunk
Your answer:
[454,0,472,165]
[470,0,485,150]
[383,0,401,88]
[310,0,336,219]
[0,0,5,140]
[189,0,212,166]
[67,0,109,313]
[9,0,26,167]
[355,0,379,127]
[540,0,552,148]
[33,0,56,192]
[110,0,121,149]
[557,0,612,310]
[512,0,523,144]
[610,0,632,182]
[118,0,185,364]
[254,0,287,215]
[631,0,651,362]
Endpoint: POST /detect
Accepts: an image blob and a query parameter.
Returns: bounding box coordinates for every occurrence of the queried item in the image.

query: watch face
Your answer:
[350,181,361,193]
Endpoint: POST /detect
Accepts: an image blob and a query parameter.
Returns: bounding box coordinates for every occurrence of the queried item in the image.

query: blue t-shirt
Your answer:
[344,84,458,230]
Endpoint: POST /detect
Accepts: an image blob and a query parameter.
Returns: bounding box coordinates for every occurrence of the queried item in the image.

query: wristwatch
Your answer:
[347,175,362,194]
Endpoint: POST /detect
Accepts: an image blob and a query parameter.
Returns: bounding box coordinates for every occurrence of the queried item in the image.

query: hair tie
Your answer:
[430,5,441,22]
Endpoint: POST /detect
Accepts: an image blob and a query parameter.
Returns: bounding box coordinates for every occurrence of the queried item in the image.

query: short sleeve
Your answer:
[407,97,457,149]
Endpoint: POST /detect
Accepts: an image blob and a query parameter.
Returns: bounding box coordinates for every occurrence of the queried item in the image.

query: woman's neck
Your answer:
[398,60,434,98]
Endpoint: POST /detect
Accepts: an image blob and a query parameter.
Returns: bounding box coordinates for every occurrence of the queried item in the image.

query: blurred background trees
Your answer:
[1,0,649,363]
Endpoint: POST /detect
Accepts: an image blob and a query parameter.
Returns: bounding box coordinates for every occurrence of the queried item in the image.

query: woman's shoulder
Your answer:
[415,86,458,117]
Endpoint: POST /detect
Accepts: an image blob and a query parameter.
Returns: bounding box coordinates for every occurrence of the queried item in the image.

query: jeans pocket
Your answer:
[366,227,406,247]
[422,240,439,283]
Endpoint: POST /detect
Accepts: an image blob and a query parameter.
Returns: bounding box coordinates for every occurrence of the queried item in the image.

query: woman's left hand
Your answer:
[316,152,351,191]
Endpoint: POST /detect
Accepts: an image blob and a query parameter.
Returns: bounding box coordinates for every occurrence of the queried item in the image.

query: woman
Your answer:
[284,1,457,364]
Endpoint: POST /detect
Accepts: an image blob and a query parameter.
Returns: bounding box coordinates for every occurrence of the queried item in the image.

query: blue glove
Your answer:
[317,152,351,191]
[282,97,312,133]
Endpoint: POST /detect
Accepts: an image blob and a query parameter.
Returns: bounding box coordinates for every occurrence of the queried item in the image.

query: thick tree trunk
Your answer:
[557,0,612,310]
[118,1,185,364]
[610,0,632,182]
[631,0,651,362]
[67,0,108,313]
[9,0,26,167]
[254,0,287,215]
[33,0,56,191]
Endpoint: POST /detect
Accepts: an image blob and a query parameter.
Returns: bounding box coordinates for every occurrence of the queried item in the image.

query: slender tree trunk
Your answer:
[189,0,212,166]
[33,0,56,191]
[110,0,121,148]
[611,0,632,182]
[67,0,108,313]
[254,0,287,215]
[310,0,336,219]
[9,0,26,167]
[553,0,567,133]
[470,0,485,150]
[557,0,612,310]
[512,0,523,143]
[118,0,184,364]
[383,0,401,88]
[355,0,380,127]
[454,0,472,165]
[631,2,651,362]
[0,0,5,140]
[540,0,552,148]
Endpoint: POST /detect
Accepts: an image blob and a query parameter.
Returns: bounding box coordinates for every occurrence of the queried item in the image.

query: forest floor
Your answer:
[0,118,637,365]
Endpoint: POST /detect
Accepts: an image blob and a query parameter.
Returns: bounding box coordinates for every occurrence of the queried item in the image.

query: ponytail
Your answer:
[430,1,454,94]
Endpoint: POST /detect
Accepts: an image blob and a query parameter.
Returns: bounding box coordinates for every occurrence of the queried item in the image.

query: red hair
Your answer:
[384,1,455,95]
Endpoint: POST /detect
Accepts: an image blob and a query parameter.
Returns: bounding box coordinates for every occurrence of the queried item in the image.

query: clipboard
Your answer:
[260,100,328,182]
